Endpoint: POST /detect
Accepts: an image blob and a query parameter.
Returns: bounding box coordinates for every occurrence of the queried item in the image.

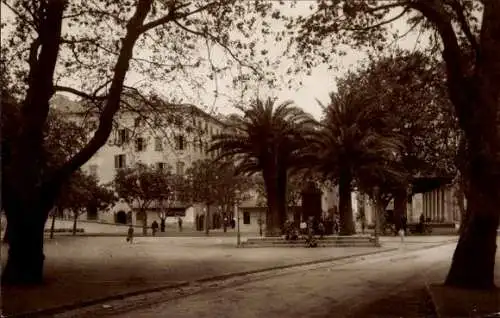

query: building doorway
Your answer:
[116,211,127,224]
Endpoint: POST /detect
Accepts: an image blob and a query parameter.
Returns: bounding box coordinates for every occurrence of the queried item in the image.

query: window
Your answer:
[176,161,185,175]
[89,164,98,177]
[174,115,183,127]
[243,212,250,225]
[87,119,98,130]
[114,154,126,169]
[116,129,130,145]
[135,137,145,151]
[175,135,185,150]
[156,162,167,171]
[155,137,163,151]
[134,117,142,127]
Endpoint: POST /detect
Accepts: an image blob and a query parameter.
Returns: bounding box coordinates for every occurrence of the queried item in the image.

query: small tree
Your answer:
[157,172,187,232]
[114,163,172,235]
[185,159,252,235]
[55,171,116,235]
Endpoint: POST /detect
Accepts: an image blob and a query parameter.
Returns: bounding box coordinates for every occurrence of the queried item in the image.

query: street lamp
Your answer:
[234,189,241,247]
[373,186,380,246]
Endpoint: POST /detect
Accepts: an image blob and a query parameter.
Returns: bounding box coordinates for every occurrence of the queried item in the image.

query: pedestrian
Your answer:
[401,214,408,235]
[299,220,307,236]
[151,220,159,236]
[126,225,134,243]
[223,216,228,233]
[177,217,183,232]
[318,221,325,239]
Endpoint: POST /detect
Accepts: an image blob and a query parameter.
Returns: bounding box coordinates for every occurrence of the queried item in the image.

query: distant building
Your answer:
[52,94,225,229]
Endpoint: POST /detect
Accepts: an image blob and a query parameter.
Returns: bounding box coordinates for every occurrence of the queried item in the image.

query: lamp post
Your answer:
[234,189,241,247]
[373,186,380,246]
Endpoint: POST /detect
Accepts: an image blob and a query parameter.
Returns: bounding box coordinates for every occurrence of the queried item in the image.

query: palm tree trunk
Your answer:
[276,167,288,233]
[338,170,355,235]
[263,171,281,237]
[205,204,210,236]
[393,189,407,233]
[72,211,78,236]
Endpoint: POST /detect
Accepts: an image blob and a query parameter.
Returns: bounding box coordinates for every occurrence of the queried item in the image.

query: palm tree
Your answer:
[209,97,316,236]
[304,90,404,235]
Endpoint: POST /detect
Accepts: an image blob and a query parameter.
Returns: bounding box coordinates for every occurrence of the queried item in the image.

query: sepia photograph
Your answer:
[1,1,499,317]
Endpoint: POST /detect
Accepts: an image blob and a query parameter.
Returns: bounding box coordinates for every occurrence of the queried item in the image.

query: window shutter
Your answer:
[114,155,119,169]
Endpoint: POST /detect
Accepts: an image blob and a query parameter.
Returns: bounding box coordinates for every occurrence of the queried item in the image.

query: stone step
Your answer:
[246,238,376,244]
[242,243,378,248]
[250,235,373,242]
[247,237,374,243]
[245,241,376,245]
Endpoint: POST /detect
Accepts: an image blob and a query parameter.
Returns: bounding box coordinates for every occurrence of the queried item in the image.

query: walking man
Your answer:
[177,217,183,232]
[151,220,159,236]
[126,225,134,244]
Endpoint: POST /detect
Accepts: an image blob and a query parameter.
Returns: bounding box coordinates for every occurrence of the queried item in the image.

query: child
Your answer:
[126,225,134,243]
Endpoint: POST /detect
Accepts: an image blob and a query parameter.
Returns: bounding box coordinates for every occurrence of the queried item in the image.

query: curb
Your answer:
[8,241,456,317]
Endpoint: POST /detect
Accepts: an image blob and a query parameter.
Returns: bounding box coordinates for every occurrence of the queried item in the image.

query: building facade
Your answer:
[52,94,225,229]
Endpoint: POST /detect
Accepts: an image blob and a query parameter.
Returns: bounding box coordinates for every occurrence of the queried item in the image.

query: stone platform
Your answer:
[242,235,380,248]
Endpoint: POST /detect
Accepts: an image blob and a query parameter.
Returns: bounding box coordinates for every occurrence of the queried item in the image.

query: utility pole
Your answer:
[235,189,241,247]
[373,186,380,247]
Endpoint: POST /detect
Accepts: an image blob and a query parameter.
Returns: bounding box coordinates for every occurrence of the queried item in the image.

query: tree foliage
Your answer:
[184,159,252,208]
[56,170,116,226]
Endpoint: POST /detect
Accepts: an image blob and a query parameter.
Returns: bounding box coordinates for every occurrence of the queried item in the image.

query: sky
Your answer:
[1,1,429,121]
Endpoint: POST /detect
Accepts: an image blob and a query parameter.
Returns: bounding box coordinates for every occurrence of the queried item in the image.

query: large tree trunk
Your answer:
[72,211,78,236]
[393,189,407,233]
[338,169,355,235]
[2,202,51,285]
[263,171,281,236]
[421,0,500,289]
[205,204,210,236]
[445,169,500,289]
[276,168,288,233]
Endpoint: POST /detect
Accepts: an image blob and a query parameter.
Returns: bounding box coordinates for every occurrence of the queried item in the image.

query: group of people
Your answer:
[125,217,184,243]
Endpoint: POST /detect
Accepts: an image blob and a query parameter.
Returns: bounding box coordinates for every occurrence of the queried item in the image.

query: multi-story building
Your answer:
[52,94,225,229]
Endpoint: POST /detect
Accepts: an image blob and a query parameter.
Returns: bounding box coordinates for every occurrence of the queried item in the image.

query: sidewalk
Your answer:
[1,236,452,316]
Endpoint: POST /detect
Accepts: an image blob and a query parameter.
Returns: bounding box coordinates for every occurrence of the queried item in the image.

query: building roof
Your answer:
[50,93,226,126]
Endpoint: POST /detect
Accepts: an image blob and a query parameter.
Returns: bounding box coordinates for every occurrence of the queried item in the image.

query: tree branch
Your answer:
[138,1,191,33]
[345,7,410,31]
[409,1,466,93]
[172,20,262,77]
[54,85,107,101]
[449,0,479,54]
[52,0,154,185]
[1,0,38,31]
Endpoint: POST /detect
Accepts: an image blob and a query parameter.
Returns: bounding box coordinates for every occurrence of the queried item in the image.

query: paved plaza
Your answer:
[1,235,457,316]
